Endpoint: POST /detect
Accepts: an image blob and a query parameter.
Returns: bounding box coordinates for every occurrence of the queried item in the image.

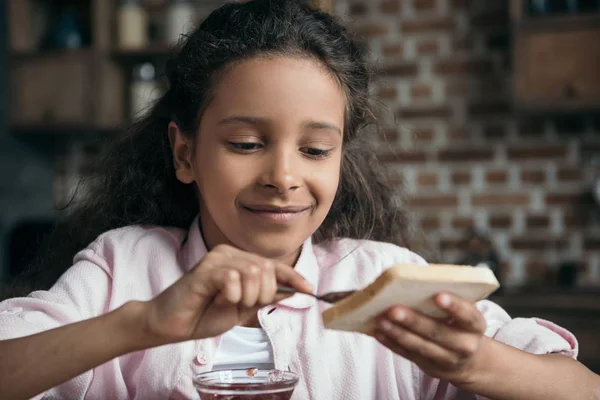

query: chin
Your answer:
[238,234,307,261]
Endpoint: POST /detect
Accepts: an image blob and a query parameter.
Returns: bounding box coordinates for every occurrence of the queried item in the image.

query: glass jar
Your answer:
[166,0,196,44]
[130,63,162,119]
[194,369,299,400]
[117,0,149,49]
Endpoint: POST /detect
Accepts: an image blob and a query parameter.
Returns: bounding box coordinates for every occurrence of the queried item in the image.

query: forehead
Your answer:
[204,56,347,124]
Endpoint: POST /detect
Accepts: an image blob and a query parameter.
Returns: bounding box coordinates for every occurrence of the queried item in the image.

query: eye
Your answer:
[301,148,332,159]
[228,142,263,151]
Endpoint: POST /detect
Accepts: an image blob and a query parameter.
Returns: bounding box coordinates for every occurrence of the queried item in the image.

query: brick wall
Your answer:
[49,0,600,288]
[336,0,600,286]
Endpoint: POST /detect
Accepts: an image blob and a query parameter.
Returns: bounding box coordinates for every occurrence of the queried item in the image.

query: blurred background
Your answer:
[0,0,599,372]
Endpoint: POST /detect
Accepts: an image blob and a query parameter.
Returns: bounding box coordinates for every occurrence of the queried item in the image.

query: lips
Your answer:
[242,204,312,223]
[243,205,311,213]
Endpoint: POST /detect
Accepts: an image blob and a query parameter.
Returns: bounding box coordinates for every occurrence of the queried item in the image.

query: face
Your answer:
[170,56,346,264]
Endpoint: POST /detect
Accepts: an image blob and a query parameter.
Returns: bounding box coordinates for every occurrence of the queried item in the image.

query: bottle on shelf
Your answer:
[166,0,197,45]
[117,0,149,50]
[130,63,163,119]
[51,7,84,50]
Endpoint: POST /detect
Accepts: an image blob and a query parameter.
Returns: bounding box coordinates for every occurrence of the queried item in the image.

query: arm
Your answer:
[0,302,150,400]
[0,244,312,400]
[374,293,599,400]
[0,245,118,399]
[464,337,600,400]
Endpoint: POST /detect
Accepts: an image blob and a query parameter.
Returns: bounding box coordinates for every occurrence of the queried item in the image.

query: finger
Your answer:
[258,260,277,305]
[196,245,312,302]
[217,256,278,308]
[435,293,486,334]
[239,261,262,308]
[374,332,410,359]
[213,268,242,304]
[273,263,313,293]
[188,254,223,297]
[375,318,460,368]
[215,288,293,309]
[216,256,262,308]
[194,254,259,305]
[196,250,264,307]
[216,245,313,294]
[384,306,480,357]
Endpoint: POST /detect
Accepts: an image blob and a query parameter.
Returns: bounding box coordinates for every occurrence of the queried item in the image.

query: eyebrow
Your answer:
[217,116,342,135]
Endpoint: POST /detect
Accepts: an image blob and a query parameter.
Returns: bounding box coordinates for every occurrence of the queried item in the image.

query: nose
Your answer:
[258,146,301,194]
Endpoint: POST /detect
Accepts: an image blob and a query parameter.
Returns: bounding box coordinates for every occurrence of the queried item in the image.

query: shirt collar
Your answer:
[180,216,319,310]
[181,216,208,273]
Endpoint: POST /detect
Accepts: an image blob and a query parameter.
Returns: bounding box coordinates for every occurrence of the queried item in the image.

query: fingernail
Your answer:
[393,309,406,322]
[438,293,452,308]
[379,320,393,332]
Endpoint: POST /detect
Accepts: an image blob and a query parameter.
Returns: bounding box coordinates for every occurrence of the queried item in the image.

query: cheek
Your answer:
[311,161,341,205]
[194,156,247,206]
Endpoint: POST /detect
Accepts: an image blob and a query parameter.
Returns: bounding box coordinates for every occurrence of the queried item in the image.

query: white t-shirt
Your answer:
[213,326,275,370]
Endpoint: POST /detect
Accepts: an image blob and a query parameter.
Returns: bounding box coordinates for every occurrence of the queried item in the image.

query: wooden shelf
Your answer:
[511,0,600,112]
[6,0,338,136]
[11,48,94,61]
[111,44,174,60]
[11,123,123,136]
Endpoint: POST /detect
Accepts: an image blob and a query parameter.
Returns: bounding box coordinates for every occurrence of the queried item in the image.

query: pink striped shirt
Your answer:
[0,218,578,399]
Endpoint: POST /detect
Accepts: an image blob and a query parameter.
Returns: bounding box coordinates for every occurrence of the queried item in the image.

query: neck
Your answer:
[278,247,302,267]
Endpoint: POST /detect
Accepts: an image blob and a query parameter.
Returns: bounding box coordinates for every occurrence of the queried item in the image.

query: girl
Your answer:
[1,1,598,399]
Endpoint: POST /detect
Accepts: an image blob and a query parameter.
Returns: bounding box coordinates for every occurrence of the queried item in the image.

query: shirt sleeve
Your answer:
[477,299,578,358]
[423,299,579,400]
[0,243,113,399]
[469,299,579,400]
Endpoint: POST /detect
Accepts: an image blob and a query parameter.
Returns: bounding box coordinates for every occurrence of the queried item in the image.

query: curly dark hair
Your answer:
[4,0,416,297]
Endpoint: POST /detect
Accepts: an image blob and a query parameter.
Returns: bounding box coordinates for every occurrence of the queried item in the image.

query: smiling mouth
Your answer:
[242,205,311,223]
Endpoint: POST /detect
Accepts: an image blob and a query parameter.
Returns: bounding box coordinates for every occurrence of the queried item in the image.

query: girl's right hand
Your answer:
[139,244,312,345]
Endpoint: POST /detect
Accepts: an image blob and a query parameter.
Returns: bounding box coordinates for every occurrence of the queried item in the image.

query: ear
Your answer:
[168,121,195,184]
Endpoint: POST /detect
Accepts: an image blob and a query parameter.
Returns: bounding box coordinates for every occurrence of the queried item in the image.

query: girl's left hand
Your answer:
[374,292,487,388]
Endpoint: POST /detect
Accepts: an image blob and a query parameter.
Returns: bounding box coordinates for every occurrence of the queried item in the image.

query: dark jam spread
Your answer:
[196,369,296,400]
[197,383,294,400]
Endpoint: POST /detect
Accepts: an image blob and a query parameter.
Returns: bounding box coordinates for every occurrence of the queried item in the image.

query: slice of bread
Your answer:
[321,264,500,334]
